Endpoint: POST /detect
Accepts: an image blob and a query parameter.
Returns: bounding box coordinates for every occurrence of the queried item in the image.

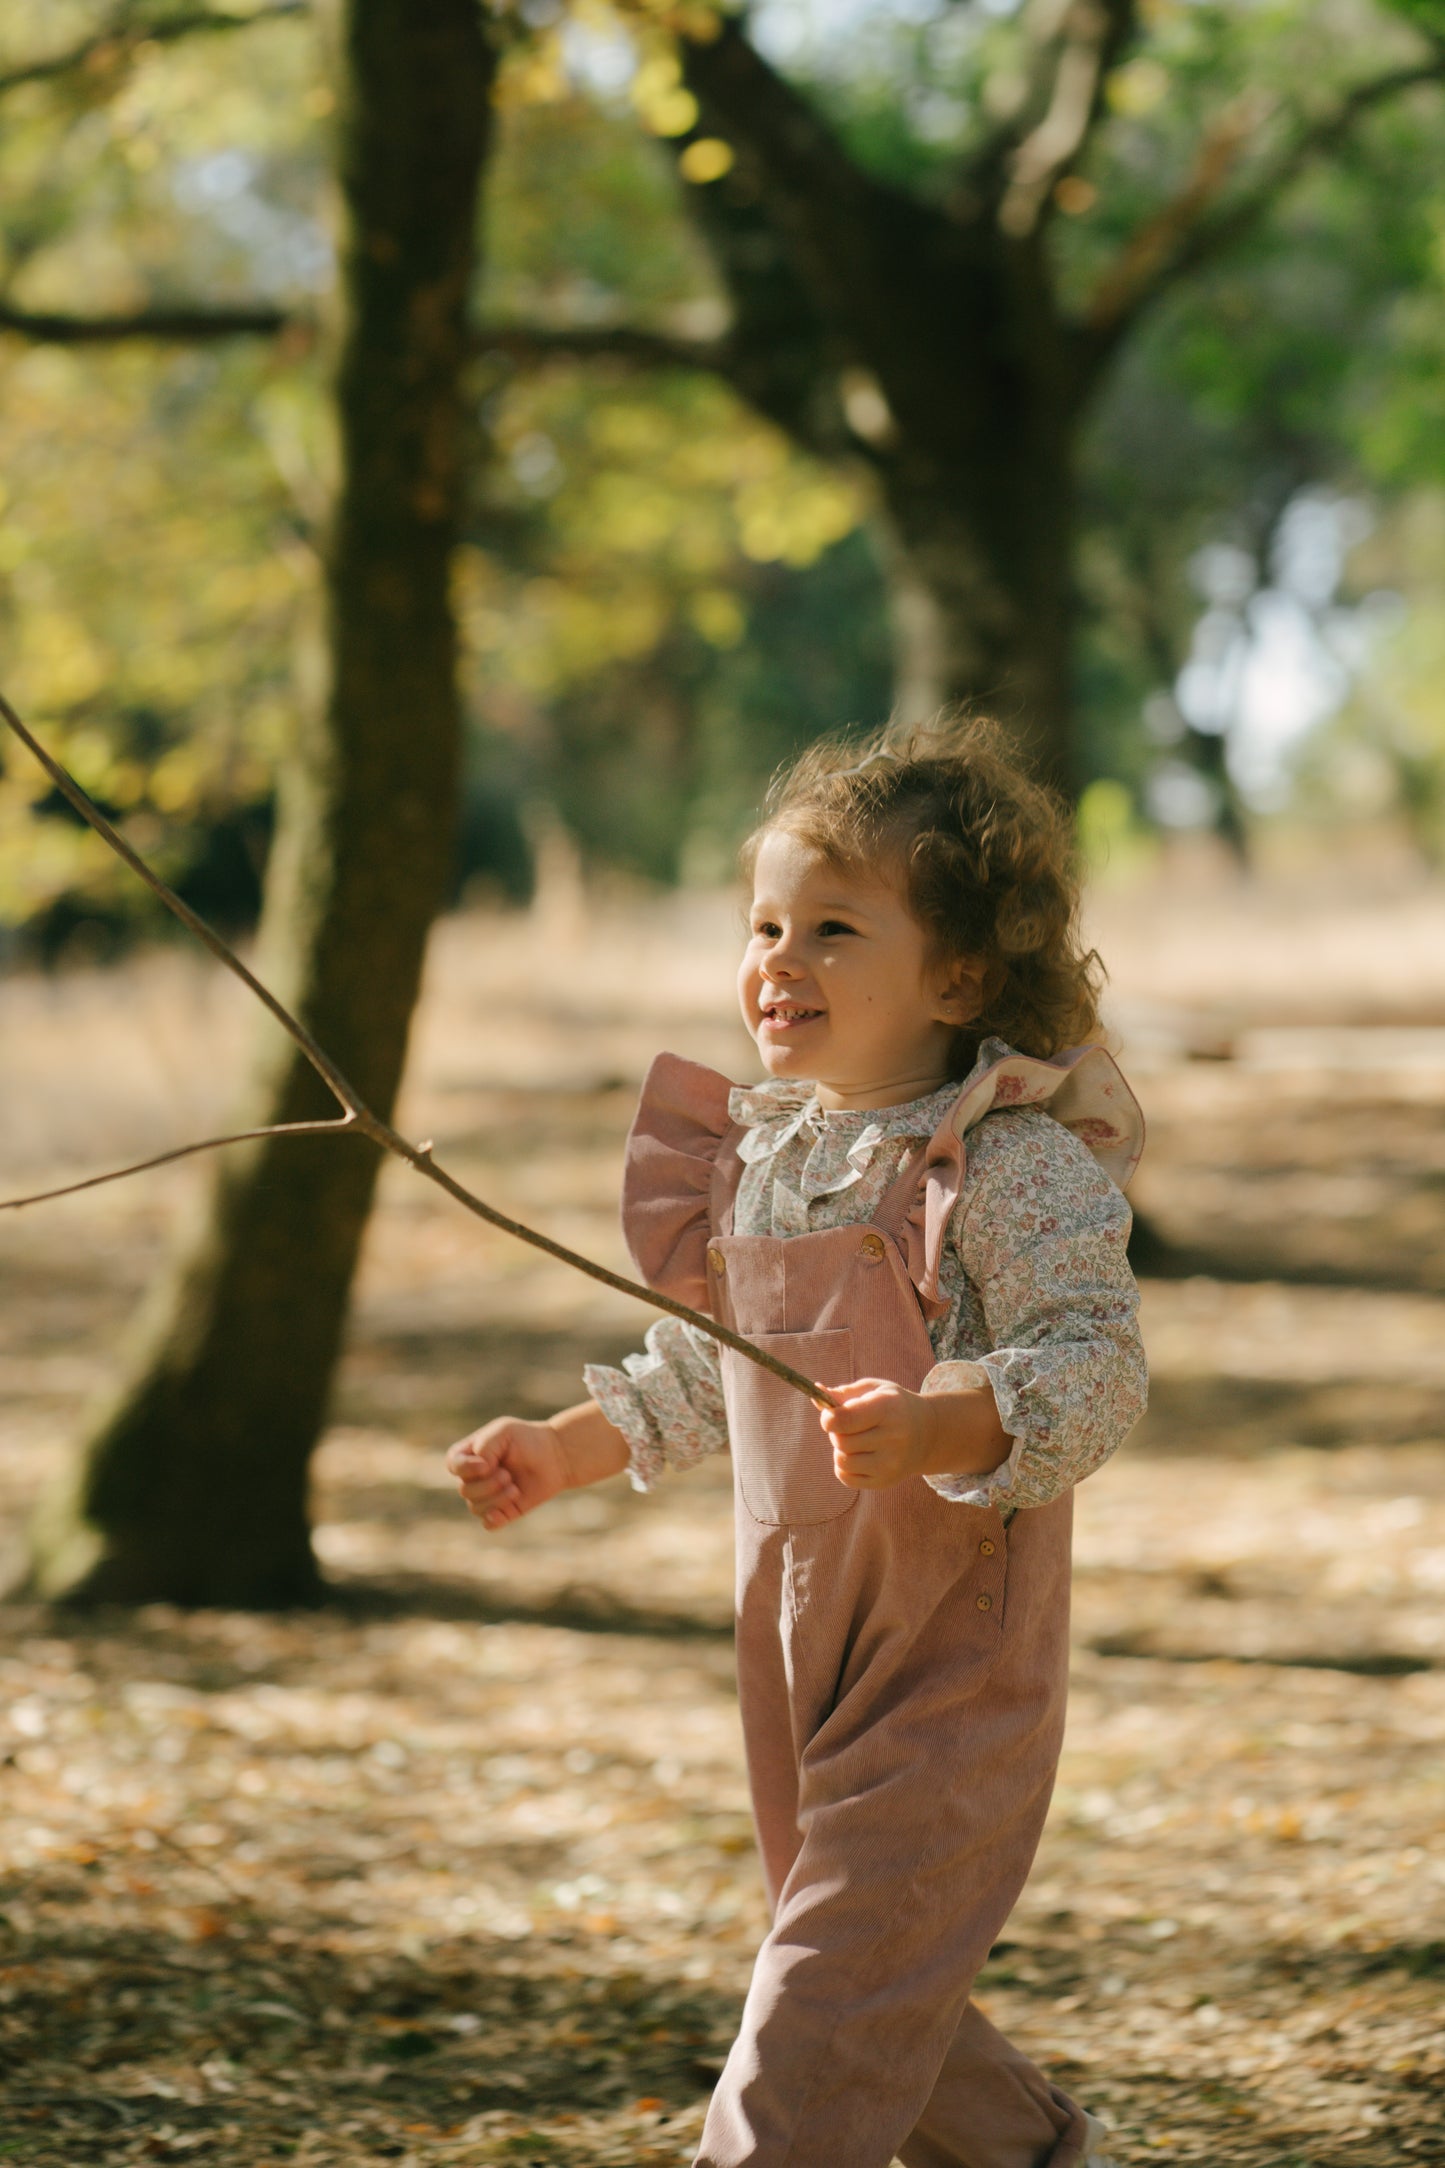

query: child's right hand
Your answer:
[446,1416,568,1530]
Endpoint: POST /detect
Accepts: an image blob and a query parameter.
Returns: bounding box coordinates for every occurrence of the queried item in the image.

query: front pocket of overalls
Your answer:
[723,1328,857,1527]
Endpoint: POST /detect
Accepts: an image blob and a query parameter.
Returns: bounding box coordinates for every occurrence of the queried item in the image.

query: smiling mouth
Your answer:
[760,1002,825,1028]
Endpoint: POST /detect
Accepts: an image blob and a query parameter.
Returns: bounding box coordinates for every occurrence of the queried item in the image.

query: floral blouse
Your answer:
[584,1044,1147,1513]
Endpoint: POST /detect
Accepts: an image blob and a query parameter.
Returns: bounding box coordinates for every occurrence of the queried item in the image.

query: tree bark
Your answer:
[671,22,1086,790]
[27,0,495,1606]
[874,449,1075,795]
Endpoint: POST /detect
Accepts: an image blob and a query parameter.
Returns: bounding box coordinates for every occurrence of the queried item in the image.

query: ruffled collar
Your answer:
[727,1040,1014,1158]
[726,1067,982,1203]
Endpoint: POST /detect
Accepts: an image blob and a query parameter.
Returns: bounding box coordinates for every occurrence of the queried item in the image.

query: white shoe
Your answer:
[1082,2110,1117,2167]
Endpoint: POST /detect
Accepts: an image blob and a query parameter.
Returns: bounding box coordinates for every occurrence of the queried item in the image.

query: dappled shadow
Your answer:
[1,1870,740,2160]
[1129,1374,1445,1457]
[1086,1634,1435,1677]
[324,1571,734,1643]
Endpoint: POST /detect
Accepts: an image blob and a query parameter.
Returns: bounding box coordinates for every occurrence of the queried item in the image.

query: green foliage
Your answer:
[0,338,304,947]
[485,91,716,323]
[0,3,324,950]
[461,351,883,880]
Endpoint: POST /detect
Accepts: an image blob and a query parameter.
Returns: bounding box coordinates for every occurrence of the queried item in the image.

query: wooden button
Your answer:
[975,1593,993,1612]
[978,1539,996,1557]
[859,1231,887,1261]
[708,1246,726,1276]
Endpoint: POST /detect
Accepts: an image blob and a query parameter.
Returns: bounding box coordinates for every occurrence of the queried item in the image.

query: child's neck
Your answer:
[810,1070,952,1113]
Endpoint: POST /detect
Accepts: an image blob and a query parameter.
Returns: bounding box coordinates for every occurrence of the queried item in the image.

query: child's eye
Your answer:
[817,920,858,938]
[752,920,782,940]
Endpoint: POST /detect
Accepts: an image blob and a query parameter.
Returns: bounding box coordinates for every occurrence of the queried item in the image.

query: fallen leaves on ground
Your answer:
[1,887,1443,2164]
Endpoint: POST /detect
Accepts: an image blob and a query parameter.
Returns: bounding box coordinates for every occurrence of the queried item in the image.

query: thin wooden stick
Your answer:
[0,690,836,1409]
[0,1117,357,1210]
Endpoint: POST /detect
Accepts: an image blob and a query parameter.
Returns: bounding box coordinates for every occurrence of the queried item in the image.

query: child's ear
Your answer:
[934,954,988,1025]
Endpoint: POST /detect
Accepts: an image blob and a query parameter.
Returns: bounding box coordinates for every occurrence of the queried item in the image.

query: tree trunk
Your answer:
[869,296,1079,795]
[875,471,1075,796]
[27,0,494,1606]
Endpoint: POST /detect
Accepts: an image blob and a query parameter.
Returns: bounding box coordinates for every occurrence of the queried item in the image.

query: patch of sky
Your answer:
[563,17,637,98]
[1154,492,1401,820]
[907,87,972,144]
[172,150,331,296]
[511,432,563,498]
[752,0,954,70]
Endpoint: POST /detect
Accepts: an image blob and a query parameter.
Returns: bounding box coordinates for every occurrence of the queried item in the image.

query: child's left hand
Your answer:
[819,1375,1011,1488]
[818,1379,934,1489]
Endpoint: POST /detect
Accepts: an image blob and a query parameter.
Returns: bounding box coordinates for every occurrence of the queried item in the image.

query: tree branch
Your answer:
[472,320,733,377]
[675,11,925,360]
[0,1119,357,1212]
[999,0,1139,240]
[1081,94,1263,345]
[0,2,308,101]
[678,14,869,220]
[0,688,835,1411]
[0,301,297,343]
[1083,55,1445,368]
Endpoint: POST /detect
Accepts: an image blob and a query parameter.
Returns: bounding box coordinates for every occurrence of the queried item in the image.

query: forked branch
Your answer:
[1082,54,1445,370]
[0,690,834,1409]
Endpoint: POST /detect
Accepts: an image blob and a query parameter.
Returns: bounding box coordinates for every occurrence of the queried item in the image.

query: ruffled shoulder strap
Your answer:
[883,1042,1144,1319]
[620,1053,743,1309]
[947,1042,1144,1189]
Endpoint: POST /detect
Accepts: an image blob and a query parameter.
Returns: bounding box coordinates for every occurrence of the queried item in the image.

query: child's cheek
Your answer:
[737,959,763,1037]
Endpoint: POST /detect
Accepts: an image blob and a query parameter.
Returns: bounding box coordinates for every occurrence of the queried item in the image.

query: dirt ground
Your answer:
[0,860,1442,2167]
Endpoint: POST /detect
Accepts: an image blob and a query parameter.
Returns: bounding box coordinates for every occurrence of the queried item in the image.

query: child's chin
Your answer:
[759,1041,814,1077]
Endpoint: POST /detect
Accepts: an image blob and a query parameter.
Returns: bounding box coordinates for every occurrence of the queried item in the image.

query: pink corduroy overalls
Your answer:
[622,1050,1142,2168]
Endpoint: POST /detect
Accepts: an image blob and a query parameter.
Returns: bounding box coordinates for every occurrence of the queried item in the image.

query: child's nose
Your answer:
[764,948,805,980]
[763,931,804,974]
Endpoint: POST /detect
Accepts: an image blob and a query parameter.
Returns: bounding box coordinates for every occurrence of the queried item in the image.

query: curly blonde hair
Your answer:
[744,713,1104,1075]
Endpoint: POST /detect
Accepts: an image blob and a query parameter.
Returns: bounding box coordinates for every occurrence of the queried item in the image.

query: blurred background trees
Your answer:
[3,0,1445,954]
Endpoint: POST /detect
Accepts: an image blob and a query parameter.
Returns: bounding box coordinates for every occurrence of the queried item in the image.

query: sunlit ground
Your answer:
[0,852,1442,2166]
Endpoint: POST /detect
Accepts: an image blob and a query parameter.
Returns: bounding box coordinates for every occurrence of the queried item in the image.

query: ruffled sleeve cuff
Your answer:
[918,1357,1032,1510]
[583,1361,668,1493]
[583,1314,731,1494]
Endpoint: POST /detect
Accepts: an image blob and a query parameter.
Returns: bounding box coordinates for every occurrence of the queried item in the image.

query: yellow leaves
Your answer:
[496,34,569,109]
[631,51,698,137]
[647,89,700,137]
[678,136,734,184]
[736,472,859,568]
[149,747,205,817]
[467,372,865,711]
[590,474,686,554]
[617,0,724,37]
[689,589,745,648]
[14,610,108,712]
[60,726,128,801]
[0,336,302,932]
[456,551,666,697]
[1106,57,1171,117]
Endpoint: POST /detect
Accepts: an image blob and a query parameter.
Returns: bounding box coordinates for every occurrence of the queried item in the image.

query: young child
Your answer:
[447,719,1146,2168]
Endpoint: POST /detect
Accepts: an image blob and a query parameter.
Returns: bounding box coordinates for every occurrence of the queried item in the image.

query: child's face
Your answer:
[739,829,981,1109]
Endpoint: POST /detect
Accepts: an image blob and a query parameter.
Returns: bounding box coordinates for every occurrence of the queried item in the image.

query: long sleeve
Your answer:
[921,1109,1147,1513]
[583,1316,728,1492]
